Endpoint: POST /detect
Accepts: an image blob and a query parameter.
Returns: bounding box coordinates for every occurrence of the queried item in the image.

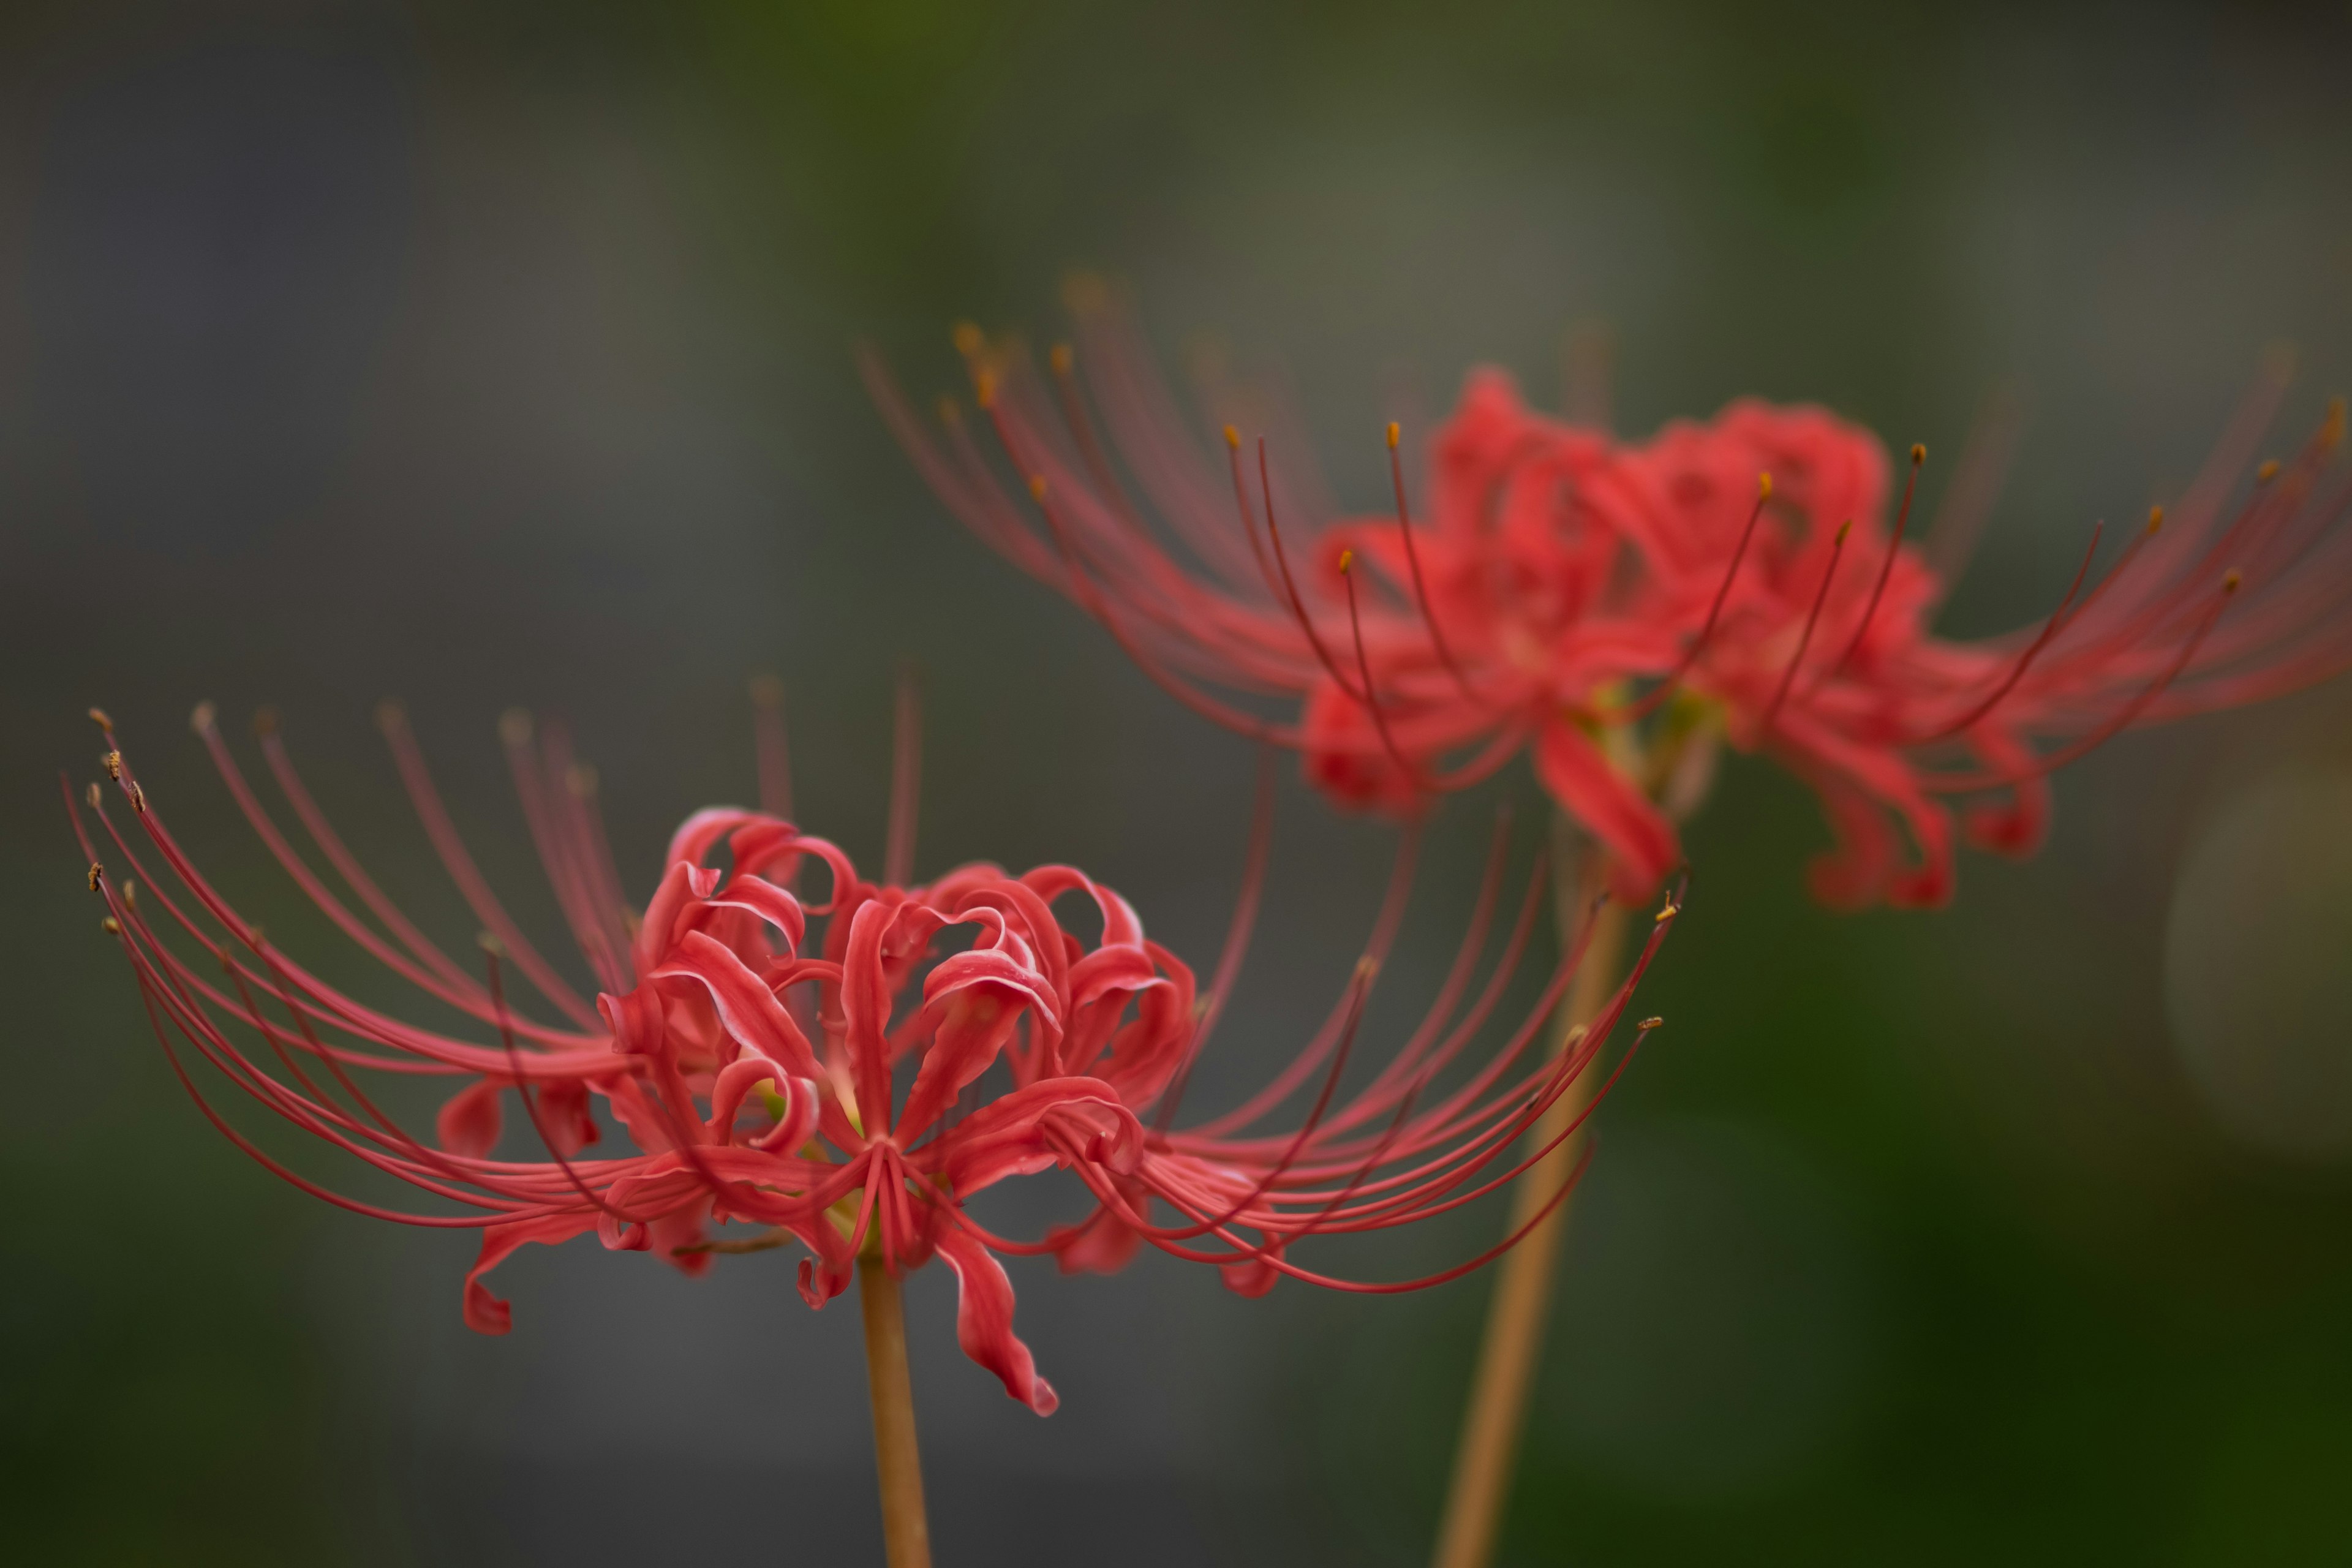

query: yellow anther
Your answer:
[973,368,997,409]
[190,701,217,734]
[2146,505,2165,535]
[87,862,103,892]
[1386,421,1400,450]
[123,880,136,910]
[1354,955,1380,982]
[84,783,100,809]
[2222,568,2244,594]
[2257,459,2281,484]
[88,707,114,731]
[1836,519,1853,541]
[951,321,984,357]
[1639,1016,1664,1030]
[1028,473,1049,501]
[1654,901,1681,922]
[2323,396,2346,448]
[1049,342,1073,375]
[1758,472,1773,499]
[100,916,121,935]
[1223,423,1240,450]
[1338,548,1354,573]
[1909,443,1926,464]
[128,782,145,813]
[103,750,121,780]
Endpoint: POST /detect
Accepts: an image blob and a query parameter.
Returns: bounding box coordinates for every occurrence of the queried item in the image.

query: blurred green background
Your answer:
[5,1,2352,1562]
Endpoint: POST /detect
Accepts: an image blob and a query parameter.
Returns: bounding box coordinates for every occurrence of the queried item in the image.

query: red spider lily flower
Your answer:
[69,694,1678,1415]
[866,300,2352,909]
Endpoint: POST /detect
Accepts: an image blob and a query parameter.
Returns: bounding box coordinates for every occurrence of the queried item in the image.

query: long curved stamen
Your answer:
[1621,472,1773,723]
[1045,341,1152,537]
[1259,439,1371,703]
[486,944,654,1224]
[1022,473,1295,745]
[1819,442,1925,685]
[1153,746,1277,1133]
[1920,571,2244,794]
[1151,959,1379,1242]
[1223,424,1287,602]
[1388,421,1485,704]
[750,674,794,821]
[886,665,922,888]
[1910,519,2105,743]
[1341,550,1430,793]
[1760,519,1852,741]
[2060,505,2165,630]
[376,703,600,1028]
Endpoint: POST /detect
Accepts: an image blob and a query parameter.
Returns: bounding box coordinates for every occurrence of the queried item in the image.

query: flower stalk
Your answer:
[1430,820,1630,1568]
[858,1255,932,1568]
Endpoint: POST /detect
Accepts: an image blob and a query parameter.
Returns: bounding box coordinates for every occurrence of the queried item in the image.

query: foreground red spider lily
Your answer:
[68,688,1675,1559]
[865,301,2352,910]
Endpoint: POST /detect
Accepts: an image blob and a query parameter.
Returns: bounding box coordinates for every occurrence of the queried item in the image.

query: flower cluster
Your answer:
[72,699,1674,1413]
[869,299,2352,908]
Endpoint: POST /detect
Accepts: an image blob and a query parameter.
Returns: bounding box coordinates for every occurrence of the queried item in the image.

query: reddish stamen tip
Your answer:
[88,707,114,731]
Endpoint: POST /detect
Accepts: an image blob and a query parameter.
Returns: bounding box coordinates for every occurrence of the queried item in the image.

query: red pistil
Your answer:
[1760,519,1852,741]
[1340,549,1430,796]
[1910,518,2106,743]
[1388,420,1485,704]
[1819,442,1926,685]
[1922,570,2244,793]
[1621,472,1773,723]
[885,665,922,888]
[1259,439,1371,704]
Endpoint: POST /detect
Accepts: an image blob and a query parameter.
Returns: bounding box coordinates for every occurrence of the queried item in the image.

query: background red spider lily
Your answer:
[6,2,2352,1566]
